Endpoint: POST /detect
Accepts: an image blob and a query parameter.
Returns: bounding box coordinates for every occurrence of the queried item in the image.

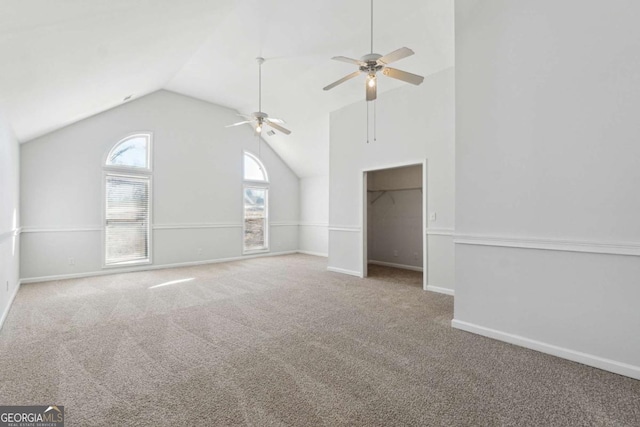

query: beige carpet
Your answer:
[1,254,638,426]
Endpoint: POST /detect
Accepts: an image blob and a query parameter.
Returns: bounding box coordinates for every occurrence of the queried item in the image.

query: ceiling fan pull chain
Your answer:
[323,0,424,110]
[374,100,377,142]
[366,101,370,143]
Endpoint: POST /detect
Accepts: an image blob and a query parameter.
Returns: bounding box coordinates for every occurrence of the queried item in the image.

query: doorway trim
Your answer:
[361,159,428,290]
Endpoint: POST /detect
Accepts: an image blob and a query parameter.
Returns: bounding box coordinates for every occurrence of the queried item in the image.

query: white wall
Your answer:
[0,113,20,327]
[455,0,640,379]
[367,165,423,269]
[20,90,299,281]
[298,175,329,257]
[328,66,455,291]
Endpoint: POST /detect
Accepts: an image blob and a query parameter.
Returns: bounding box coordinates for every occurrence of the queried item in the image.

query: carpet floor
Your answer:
[0,254,638,426]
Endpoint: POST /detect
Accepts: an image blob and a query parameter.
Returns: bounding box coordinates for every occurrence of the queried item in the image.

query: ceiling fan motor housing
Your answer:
[225,58,291,135]
[360,53,382,62]
[360,53,384,74]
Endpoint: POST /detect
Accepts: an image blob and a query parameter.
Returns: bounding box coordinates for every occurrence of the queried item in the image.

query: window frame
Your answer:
[102,132,153,268]
[242,151,269,254]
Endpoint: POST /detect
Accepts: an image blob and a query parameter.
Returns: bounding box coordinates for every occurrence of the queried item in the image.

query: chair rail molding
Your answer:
[328,225,361,232]
[426,228,455,236]
[21,226,101,233]
[454,233,640,257]
[270,222,299,227]
[0,228,21,241]
[299,222,329,227]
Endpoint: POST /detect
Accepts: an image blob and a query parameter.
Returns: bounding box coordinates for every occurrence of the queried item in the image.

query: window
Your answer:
[244,152,268,181]
[104,134,152,266]
[106,134,150,169]
[243,152,268,252]
[244,187,268,251]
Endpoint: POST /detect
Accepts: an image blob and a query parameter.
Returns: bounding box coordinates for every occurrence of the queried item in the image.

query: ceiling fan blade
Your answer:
[267,117,286,124]
[377,47,415,65]
[323,70,361,91]
[265,121,292,135]
[382,67,424,85]
[331,56,365,66]
[225,120,254,128]
[366,79,377,101]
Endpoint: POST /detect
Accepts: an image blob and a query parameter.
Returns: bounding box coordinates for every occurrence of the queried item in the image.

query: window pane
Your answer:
[244,187,267,250]
[107,136,149,168]
[105,175,150,264]
[244,153,267,181]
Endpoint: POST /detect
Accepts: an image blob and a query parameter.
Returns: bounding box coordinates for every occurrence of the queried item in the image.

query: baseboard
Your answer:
[0,280,21,331]
[20,251,299,284]
[426,285,455,296]
[297,250,328,257]
[368,260,423,272]
[451,319,640,380]
[327,266,363,278]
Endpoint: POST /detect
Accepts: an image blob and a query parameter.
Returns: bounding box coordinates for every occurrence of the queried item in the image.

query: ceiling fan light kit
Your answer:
[226,57,291,136]
[322,0,425,143]
[323,0,425,101]
[227,1,423,145]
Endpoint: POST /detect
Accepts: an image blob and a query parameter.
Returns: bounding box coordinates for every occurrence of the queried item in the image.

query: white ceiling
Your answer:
[0,0,453,177]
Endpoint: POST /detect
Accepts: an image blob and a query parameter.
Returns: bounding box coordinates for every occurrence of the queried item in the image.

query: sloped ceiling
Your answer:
[0,0,453,177]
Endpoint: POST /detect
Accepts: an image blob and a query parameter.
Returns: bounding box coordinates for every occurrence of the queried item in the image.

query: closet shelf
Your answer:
[368,187,422,204]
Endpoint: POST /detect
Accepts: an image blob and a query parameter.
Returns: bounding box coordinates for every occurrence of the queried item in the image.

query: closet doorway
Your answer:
[362,162,426,289]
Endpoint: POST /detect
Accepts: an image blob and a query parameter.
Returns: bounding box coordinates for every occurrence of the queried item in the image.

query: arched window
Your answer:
[106,134,151,169]
[244,151,268,182]
[104,133,152,266]
[243,151,269,252]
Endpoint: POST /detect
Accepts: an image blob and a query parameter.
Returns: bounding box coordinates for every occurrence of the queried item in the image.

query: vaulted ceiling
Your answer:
[0,0,453,177]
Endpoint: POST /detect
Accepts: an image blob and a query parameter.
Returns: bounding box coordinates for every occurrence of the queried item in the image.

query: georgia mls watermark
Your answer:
[0,406,64,427]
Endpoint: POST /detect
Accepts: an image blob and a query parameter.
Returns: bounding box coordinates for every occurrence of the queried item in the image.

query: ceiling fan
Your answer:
[323,0,424,101]
[226,57,291,135]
